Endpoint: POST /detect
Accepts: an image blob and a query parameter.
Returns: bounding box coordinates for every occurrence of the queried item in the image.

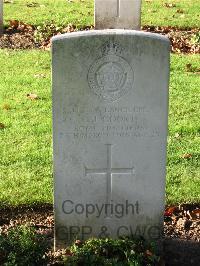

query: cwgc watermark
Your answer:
[58,199,161,242]
[56,224,161,242]
[62,200,139,218]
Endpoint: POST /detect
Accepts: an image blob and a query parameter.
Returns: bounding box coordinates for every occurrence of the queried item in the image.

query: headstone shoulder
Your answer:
[52,30,170,45]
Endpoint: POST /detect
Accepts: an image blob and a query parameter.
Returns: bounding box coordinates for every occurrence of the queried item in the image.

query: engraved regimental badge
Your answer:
[88,42,134,102]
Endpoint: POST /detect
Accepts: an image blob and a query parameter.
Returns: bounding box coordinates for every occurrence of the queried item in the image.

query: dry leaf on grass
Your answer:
[34,74,46,78]
[2,103,11,110]
[186,64,200,73]
[181,153,193,159]
[146,250,153,256]
[164,3,176,8]
[9,20,33,32]
[0,123,6,129]
[190,209,200,219]
[174,132,182,139]
[27,2,40,7]
[176,9,184,14]
[4,0,13,3]
[164,206,179,217]
[186,63,193,71]
[27,93,39,100]
[9,20,19,29]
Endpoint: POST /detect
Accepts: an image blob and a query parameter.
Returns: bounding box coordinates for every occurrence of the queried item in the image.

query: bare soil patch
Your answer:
[0,203,199,265]
[143,26,200,54]
[0,22,199,54]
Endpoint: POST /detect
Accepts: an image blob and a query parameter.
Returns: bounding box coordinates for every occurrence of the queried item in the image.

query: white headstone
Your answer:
[52,30,170,249]
[0,0,3,34]
[95,0,142,30]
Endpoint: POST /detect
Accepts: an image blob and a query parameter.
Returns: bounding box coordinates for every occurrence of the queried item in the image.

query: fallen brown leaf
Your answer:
[191,209,200,218]
[2,103,11,110]
[34,73,46,78]
[166,206,178,215]
[181,153,193,159]
[9,20,19,28]
[0,122,6,129]
[62,23,76,33]
[177,218,186,228]
[27,93,39,100]
[146,249,153,256]
[184,219,193,230]
[27,2,40,7]
[176,9,184,14]
[65,249,73,256]
[175,132,181,139]
[4,0,13,3]
[164,3,176,8]
[186,63,193,71]
[75,240,82,246]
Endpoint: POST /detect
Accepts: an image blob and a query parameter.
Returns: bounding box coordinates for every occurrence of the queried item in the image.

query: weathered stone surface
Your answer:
[52,30,170,248]
[95,0,142,30]
[0,0,3,35]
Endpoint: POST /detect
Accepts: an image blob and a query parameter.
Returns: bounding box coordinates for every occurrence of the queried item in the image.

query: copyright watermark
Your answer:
[62,200,139,218]
[55,224,161,241]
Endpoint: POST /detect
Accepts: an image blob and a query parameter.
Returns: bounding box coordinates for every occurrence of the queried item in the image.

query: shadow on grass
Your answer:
[164,238,200,266]
[0,203,199,265]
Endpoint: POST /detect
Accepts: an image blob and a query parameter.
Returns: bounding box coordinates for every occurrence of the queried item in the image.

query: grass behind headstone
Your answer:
[0,50,52,205]
[3,0,200,28]
[0,50,199,206]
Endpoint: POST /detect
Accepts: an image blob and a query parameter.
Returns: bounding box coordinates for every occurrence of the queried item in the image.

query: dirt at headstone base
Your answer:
[0,21,199,54]
[0,204,199,265]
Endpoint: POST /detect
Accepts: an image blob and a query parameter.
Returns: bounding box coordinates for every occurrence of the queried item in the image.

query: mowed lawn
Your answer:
[0,50,199,206]
[3,0,200,28]
[0,0,200,206]
[0,51,52,205]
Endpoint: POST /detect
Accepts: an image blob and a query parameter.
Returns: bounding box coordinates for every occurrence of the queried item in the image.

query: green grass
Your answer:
[4,0,93,28]
[0,50,52,205]
[1,0,200,207]
[167,54,200,204]
[3,0,200,29]
[0,50,199,206]
[142,0,200,28]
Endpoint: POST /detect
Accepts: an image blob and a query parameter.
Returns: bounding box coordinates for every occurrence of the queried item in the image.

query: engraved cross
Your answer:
[117,0,120,17]
[85,144,134,206]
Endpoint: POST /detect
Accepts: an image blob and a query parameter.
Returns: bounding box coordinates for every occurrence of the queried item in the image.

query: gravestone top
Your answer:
[52,30,170,249]
[95,0,142,30]
[0,0,3,35]
[52,29,169,42]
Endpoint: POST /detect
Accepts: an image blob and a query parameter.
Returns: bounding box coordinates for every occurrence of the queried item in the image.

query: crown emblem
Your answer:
[88,42,134,102]
[101,42,123,56]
